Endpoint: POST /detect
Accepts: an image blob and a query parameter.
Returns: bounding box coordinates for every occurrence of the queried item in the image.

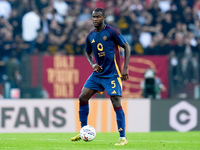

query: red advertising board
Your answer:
[42,56,92,98]
[42,56,168,98]
[122,56,168,98]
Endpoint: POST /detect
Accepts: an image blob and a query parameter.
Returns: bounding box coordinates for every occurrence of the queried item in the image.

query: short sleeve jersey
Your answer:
[85,25,127,78]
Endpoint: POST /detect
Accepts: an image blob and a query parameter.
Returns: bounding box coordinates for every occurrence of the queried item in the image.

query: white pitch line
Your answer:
[0,138,16,140]
[1,138,200,144]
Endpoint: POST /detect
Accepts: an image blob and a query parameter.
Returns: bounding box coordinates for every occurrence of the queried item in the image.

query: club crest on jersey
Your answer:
[103,36,107,41]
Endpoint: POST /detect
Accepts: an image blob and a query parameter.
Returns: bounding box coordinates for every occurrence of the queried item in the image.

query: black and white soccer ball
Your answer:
[80,125,96,142]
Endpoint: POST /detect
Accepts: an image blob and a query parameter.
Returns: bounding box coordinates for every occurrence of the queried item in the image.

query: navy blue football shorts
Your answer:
[84,74,122,96]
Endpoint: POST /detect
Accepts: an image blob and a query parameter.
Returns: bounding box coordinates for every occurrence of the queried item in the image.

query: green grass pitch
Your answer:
[0,132,199,150]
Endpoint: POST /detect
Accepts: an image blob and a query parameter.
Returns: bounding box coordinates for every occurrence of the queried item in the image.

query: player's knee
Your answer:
[112,102,121,108]
[79,93,88,103]
[110,96,121,108]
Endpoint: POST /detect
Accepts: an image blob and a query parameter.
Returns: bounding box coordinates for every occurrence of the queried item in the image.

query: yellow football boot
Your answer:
[71,134,81,141]
[115,138,128,146]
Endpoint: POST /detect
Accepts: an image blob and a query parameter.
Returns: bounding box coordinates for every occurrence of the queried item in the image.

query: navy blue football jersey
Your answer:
[85,25,127,78]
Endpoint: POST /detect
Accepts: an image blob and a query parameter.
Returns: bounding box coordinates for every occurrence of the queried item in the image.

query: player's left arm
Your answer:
[108,27,131,80]
[121,42,131,81]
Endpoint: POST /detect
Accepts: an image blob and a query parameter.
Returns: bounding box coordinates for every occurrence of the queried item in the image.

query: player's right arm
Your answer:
[85,51,103,73]
[85,35,103,72]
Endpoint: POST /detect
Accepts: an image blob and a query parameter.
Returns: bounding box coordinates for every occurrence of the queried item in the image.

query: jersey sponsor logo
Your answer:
[111,90,117,94]
[98,52,105,57]
[91,39,95,43]
[97,43,103,51]
[103,36,107,41]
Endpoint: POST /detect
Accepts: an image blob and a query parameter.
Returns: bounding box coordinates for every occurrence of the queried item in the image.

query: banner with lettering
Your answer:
[42,56,168,98]
[43,56,92,98]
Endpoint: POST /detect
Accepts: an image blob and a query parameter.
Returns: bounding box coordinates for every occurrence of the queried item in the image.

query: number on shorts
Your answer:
[111,80,116,88]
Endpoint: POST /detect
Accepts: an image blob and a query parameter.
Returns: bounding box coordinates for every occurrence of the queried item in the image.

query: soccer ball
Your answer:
[80,125,96,142]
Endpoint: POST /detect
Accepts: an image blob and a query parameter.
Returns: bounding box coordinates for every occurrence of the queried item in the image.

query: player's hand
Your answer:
[122,69,129,81]
[92,64,103,72]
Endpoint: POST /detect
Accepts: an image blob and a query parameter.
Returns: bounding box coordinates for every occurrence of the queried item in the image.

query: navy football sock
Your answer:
[115,106,126,137]
[79,103,89,128]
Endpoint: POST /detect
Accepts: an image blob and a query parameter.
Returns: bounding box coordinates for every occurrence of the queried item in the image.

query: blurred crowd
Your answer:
[0,0,200,96]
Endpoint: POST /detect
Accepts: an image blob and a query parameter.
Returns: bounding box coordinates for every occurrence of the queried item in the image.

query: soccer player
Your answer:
[71,8,131,146]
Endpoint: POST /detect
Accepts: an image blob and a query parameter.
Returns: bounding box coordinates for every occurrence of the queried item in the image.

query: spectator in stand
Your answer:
[0,31,17,62]
[169,49,179,88]
[5,53,21,98]
[9,9,22,38]
[0,0,12,19]
[105,9,117,27]
[105,0,117,27]
[181,6,194,25]
[136,9,153,26]
[161,12,175,36]
[35,31,48,53]
[70,0,82,16]
[116,10,136,46]
[167,22,188,39]
[35,0,49,14]
[115,0,129,14]
[129,0,144,16]
[181,36,198,83]
[171,32,185,56]
[63,15,77,55]
[86,0,106,10]
[48,19,66,55]
[45,3,62,24]
[0,16,14,56]
[64,30,77,55]
[76,29,87,55]
[188,20,200,39]
[146,31,171,55]
[16,0,32,17]
[176,0,188,15]
[139,23,162,50]
[53,0,68,17]
[158,0,171,13]
[0,51,21,98]
[22,7,41,53]
[193,0,200,20]
[50,0,68,25]
[147,0,162,26]
[0,16,13,31]
[76,8,91,27]
[169,32,185,85]
[0,59,6,83]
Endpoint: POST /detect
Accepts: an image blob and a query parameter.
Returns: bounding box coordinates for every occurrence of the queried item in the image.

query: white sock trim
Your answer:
[120,137,126,140]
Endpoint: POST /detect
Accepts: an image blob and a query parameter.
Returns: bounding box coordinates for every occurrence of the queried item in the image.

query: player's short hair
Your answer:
[93,8,105,17]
